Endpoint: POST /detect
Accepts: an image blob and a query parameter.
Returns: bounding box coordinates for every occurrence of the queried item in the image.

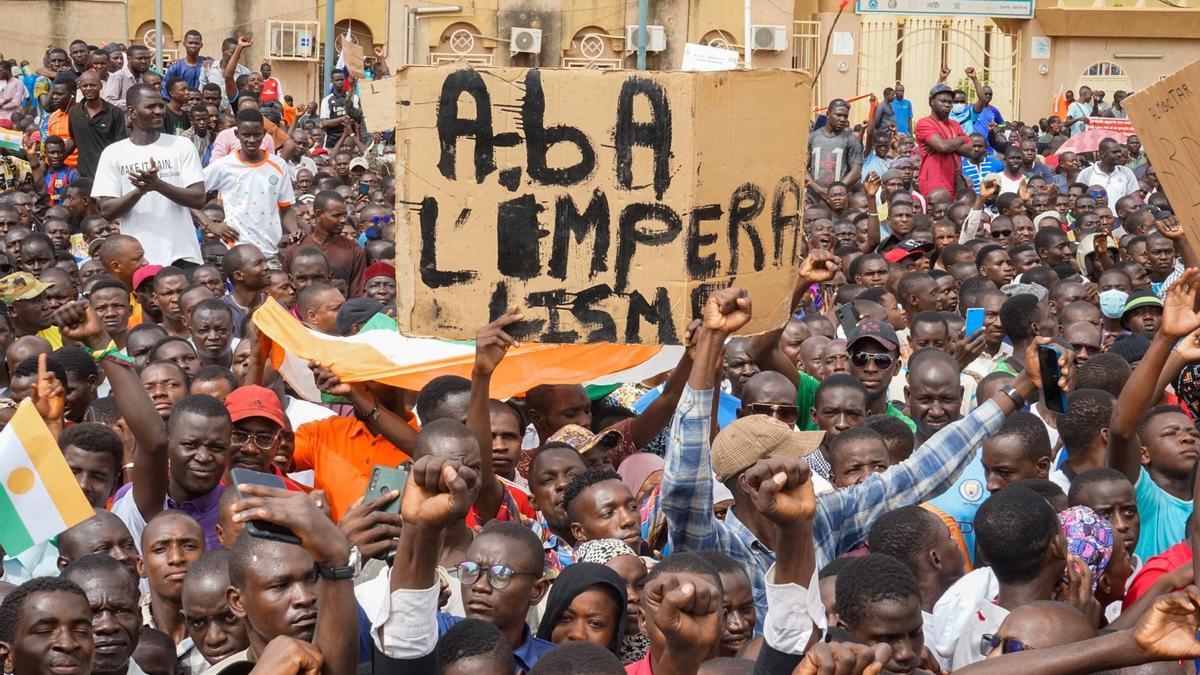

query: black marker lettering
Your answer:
[419,197,476,288]
[496,194,548,280]
[435,69,496,183]
[727,183,766,273]
[772,176,804,265]
[548,189,610,281]
[614,77,673,199]
[615,202,683,293]
[686,203,723,280]
[523,70,596,186]
[626,286,677,344]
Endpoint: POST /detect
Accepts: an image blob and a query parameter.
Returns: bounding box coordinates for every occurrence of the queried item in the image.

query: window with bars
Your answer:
[268,20,321,62]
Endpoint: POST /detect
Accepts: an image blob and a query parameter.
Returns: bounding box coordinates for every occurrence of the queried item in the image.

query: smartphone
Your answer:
[964,307,985,338]
[364,465,408,515]
[1038,345,1069,414]
[358,180,370,196]
[835,302,859,337]
[230,468,302,547]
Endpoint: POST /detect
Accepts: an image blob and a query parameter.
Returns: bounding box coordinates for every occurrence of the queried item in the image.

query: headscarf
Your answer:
[1059,505,1113,593]
[576,538,638,564]
[535,562,628,655]
[618,453,664,500]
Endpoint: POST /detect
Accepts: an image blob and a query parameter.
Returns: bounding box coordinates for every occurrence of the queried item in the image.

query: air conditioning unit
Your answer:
[625,25,666,53]
[295,30,316,58]
[752,25,789,51]
[510,27,543,55]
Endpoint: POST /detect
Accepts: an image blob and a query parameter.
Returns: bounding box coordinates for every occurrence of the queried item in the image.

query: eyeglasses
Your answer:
[980,634,1031,656]
[746,403,800,425]
[456,561,541,589]
[850,352,896,370]
[231,430,280,450]
[990,229,1012,238]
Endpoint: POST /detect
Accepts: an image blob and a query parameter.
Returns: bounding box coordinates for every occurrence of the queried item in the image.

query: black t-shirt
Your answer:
[66,101,128,178]
[163,106,191,135]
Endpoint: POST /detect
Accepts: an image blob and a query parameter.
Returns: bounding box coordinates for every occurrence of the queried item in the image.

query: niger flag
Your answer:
[1052,87,1070,120]
[251,298,684,401]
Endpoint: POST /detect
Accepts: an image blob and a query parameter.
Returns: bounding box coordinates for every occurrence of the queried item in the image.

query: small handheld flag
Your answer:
[0,400,93,555]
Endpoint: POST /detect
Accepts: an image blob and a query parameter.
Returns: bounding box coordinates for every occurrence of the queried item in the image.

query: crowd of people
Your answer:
[0,27,1198,675]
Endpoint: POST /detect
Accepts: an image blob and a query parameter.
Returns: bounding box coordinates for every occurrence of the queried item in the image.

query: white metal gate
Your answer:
[856,17,1019,129]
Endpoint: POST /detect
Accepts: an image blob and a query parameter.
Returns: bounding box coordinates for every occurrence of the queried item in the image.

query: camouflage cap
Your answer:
[547,424,624,457]
[0,272,50,305]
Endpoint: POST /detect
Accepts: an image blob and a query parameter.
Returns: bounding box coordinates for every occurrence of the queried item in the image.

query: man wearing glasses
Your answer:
[222,385,308,492]
[846,318,916,432]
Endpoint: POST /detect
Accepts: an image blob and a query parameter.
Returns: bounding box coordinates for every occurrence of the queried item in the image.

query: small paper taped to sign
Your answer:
[1125,60,1200,246]
[360,77,396,133]
[393,66,811,345]
[681,43,740,72]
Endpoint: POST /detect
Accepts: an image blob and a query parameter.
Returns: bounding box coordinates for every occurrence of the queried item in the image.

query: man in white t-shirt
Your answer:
[202,108,298,264]
[1077,137,1139,203]
[93,84,206,266]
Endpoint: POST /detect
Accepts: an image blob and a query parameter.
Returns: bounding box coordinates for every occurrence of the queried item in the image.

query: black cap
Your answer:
[335,298,384,336]
[847,318,899,353]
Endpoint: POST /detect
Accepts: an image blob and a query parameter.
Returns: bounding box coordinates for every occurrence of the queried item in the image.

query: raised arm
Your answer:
[966,67,987,114]
[955,588,1200,675]
[960,180,997,243]
[861,173,882,252]
[816,337,1068,561]
[232,484,357,675]
[310,362,416,450]
[1158,215,1200,274]
[53,300,168,520]
[661,288,752,552]
[224,36,252,98]
[1108,269,1200,482]
[466,309,522,524]
[625,338,695,448]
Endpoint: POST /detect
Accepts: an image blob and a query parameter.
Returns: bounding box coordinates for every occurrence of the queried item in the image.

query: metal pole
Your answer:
[636,0,648,71]
[324,0,336,96]
[744,0,752,69]
[154,0,163,72]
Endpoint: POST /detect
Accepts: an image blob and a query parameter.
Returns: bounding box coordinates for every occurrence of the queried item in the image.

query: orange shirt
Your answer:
[293,415,412,521]
[128,293,142,329]
[47,109,77,169]
[283,103,297,128]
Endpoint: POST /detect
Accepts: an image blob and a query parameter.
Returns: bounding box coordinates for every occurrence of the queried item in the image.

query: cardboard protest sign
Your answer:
[393,66,811,345]
[342,40,366,79]
[1126,61,1200,244]
[360,77,396,133]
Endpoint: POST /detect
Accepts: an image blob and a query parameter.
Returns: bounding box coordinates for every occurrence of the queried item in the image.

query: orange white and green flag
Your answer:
[0,400,93,555]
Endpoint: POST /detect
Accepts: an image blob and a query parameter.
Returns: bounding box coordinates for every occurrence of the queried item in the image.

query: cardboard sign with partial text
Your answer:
[393,66,811,344]
[1126,60,1200,245]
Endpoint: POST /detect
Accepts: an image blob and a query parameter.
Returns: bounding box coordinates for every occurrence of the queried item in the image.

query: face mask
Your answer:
[952,103,968,115]
[1100,289,1129,319]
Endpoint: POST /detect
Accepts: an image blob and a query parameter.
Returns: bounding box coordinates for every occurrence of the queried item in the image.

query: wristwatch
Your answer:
[316,547,358,580]
[999,384,1026,408]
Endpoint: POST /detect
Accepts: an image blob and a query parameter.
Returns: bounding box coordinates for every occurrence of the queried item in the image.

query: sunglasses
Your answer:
[990,229,1012,238]
[457,561,541,589]
[746,403,800,424]
[980,634,1031,656]
[369,215,394,224]
[850,351,896,370]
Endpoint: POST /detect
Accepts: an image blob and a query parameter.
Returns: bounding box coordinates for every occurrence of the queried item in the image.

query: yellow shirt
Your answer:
[38,326,63,350]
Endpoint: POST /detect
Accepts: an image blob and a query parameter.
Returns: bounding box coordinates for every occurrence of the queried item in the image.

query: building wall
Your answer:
[2,0,127,62]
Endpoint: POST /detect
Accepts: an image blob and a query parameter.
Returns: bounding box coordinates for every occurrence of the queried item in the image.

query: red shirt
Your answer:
[1123,541,1192,609]
[915,114,969,198]
[261,76,281,103]
[465,481,537,529]
[625,652,653,675]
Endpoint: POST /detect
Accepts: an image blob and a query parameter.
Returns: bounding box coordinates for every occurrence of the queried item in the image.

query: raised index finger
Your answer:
[37,352,47,386]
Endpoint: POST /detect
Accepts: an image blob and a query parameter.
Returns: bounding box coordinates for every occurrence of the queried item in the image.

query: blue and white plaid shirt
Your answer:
[661,385,1006,619]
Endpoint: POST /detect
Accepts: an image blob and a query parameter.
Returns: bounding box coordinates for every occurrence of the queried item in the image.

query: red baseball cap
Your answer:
[132,264,162,291]
[225,385,286,427]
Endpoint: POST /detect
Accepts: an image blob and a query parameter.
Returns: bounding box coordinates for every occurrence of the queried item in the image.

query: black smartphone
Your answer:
[230,467,302,547]
[835,302,859,337]
[1038,345,1068,414]
[363,465,408,515]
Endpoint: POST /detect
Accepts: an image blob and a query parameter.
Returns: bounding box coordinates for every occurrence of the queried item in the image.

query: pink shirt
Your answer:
[625,653,653,675]
[915,114,968,198]
[210,126,276,162]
